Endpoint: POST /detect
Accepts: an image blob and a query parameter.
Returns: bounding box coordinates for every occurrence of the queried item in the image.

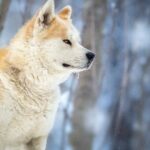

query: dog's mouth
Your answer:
[62,63,90,70]
[62,63,79,69]
[62,63,71,68]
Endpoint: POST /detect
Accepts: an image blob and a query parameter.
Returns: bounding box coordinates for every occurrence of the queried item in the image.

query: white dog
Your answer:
[0,0,95,149]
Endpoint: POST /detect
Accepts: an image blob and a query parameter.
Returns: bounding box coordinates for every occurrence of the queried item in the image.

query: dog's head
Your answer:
[31,0,95,74]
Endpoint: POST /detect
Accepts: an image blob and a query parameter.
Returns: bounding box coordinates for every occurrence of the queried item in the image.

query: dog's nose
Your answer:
[86,52,95,61]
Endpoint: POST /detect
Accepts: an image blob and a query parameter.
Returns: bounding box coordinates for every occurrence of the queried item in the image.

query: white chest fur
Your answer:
[0,69,61,147]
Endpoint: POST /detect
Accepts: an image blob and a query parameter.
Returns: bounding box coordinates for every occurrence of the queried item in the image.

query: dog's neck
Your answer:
[7,40,70,88]
[3,42,71,115]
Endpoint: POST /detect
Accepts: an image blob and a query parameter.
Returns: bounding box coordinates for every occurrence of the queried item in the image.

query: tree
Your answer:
[106,0,150,150]
[0,0,10,34]
[70,0,107,149]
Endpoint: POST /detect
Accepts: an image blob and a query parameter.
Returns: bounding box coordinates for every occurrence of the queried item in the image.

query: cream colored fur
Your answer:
[0,0,95,150]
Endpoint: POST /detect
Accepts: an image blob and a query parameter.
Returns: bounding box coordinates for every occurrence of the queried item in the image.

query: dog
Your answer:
[0,0,95,149]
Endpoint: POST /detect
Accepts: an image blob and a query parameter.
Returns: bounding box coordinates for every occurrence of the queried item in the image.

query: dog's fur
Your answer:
[0,0,95,150]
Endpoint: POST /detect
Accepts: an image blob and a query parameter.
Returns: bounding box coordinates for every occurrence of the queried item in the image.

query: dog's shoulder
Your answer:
[0,48,13,102]
[0,48,10,70]
[0,48,9,59]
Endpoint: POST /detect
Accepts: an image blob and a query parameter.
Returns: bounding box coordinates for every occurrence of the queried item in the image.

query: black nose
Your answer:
[86,52,95,61]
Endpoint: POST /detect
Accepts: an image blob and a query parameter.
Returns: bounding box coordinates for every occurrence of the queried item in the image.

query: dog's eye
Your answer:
[63,39,72,46]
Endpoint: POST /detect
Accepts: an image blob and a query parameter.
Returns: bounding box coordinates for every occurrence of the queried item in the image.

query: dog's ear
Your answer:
[58,6,72,20]
[36,0,55,28]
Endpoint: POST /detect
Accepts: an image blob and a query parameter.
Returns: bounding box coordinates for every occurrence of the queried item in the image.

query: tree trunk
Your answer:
[70,0,106,150]
[109,0,150,150]
[96,0,130,149]
[0,0,10,34]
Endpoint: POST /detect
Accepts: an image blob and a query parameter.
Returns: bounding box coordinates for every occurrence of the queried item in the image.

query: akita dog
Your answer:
[0,0,95,150]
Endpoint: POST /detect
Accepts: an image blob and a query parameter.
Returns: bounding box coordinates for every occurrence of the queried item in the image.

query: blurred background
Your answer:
[0,0,150,150]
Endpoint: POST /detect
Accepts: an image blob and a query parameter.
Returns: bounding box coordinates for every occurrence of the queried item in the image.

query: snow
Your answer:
[83,106,109,135]
[130,22,150,52]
